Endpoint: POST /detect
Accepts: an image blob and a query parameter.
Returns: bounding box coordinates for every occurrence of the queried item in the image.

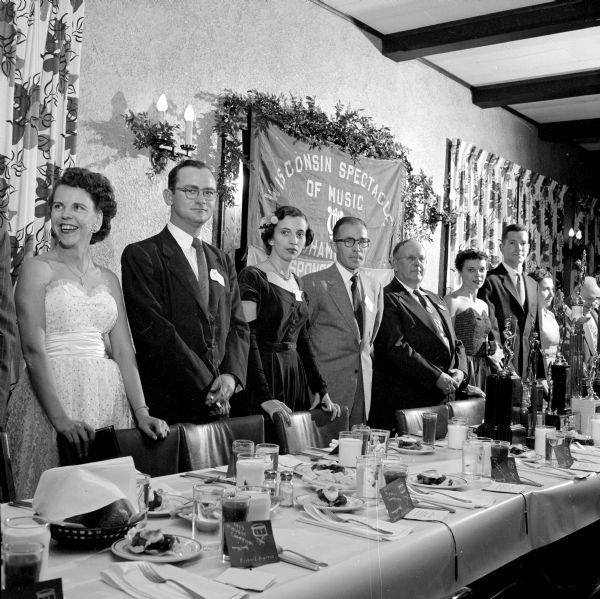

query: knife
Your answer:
[278,553,320,571]
[180,473,236,485]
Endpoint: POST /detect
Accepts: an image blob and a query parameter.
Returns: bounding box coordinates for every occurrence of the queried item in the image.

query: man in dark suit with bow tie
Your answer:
[478,223,538,377]
[122,160,249,424]
[370,239,468,430]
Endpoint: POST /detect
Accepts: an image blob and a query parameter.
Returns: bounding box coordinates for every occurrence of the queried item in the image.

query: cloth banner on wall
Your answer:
[247,123,406,282]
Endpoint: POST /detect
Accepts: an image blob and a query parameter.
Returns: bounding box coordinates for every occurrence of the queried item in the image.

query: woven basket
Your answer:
[50,522,135,550]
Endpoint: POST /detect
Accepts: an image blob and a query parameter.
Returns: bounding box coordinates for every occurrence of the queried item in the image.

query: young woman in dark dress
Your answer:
[238,205,341,422]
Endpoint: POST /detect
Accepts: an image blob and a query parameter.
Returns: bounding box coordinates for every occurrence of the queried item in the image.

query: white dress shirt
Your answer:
[167,222,201,278]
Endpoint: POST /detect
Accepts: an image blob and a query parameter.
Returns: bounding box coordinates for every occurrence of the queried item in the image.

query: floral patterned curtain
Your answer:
[446,138,567,293]
[0,0,84,278]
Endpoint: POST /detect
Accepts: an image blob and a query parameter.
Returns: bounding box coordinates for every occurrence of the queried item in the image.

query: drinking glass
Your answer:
[338,431,362,467]
[356,455,382,499]
[235,453,265,486]
[3,542,44,589]
[490,440,510,462]
[534,424,556,457]
[591,417,600,445]
[191,484,223,545]
[221,493,251,561]
[473,437,492,477]
[255,443,279,471]
[3,516,50,581]
[545,430,566,466]
[237,486,271,521]
[381,457,408,486]
[228,439,255,478]
[462,439,484,479]
[422,412,438,448]
[368,429,390,457]
[351,424,371,454]
[135,472,151,521]
[447,417,468,450]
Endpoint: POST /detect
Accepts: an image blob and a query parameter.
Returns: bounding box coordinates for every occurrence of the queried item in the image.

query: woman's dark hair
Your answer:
[49,167,116,244]
[455,248,488,272]
[528,268,553,284]
[260,205,314,255]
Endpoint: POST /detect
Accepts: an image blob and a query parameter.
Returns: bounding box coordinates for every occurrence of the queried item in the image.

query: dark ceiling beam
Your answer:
[472,69,600,108]
[538,118,600,143]
[382,0,600,61]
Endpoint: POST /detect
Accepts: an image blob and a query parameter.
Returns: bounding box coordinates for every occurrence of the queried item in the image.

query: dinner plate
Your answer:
[111,535,202,563]
[296,494,364,512]
[390,445,435,456]
[408,474,468,490]
[297,464,356,491]
[147,494,190,518]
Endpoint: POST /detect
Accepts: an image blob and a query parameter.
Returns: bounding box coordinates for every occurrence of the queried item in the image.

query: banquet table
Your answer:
[2,445,600,599]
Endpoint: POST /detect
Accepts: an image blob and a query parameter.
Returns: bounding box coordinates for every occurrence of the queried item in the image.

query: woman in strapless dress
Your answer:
[6,168,169,498]
[444,249,503,392]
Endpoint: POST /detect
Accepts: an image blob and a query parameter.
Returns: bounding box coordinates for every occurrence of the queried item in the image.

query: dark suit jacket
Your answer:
[121,227,249,424]
[478,263,538,377]
[0,224,17,417]
[370,277,468,430]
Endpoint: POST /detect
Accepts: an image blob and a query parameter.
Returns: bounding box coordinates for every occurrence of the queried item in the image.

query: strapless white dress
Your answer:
[7,280,133,498]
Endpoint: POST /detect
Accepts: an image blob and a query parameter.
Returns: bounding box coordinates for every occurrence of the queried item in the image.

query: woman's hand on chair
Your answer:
[312,393,341,421]
[137,414,170,440]
[261,399,293,426]
[53,416,95,458]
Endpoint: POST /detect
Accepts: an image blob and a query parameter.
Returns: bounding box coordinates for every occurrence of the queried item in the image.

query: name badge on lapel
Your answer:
[210,269,225,286]
[365,295,374,313]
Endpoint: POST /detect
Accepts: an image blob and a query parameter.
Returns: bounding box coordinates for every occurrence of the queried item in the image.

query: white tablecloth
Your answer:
[2,447,599,599]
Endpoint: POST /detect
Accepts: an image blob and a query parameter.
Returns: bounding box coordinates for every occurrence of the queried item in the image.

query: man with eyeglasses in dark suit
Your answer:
[303,216,383,426]
[370,239,468,431]
[122,160,249,425]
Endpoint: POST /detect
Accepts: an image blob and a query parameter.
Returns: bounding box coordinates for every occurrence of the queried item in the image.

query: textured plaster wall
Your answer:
[79,0,587,291]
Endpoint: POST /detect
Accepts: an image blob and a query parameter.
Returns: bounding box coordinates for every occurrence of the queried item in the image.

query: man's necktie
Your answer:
[516,273,525,306]
[350,274,363,338]
[192,238,209,308]
[414,289,429,312]
[415,289,449,348]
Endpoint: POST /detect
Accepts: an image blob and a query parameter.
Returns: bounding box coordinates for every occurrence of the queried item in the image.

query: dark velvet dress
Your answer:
[454,308,495,390]
[238,266,327,413]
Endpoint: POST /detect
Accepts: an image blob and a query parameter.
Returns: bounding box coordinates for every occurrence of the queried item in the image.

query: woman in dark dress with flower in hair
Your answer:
[238,205,341,422]
[444,249,503,392]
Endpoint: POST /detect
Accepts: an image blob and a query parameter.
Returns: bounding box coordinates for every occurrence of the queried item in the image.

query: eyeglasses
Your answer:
[174,187,217,201]
[333,238,371,249]
[396,255,427,264]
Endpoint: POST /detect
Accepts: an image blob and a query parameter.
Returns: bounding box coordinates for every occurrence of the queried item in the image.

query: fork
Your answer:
[138,562,206,599]
[407,485,473,504]
[305,505,393,535]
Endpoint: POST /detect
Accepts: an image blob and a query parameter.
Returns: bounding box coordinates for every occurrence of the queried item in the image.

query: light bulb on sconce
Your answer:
[575,230,582,241]
[155,98,197,158]
[156,93,168,121]
[183,104,195,147]
[568,228,575,239]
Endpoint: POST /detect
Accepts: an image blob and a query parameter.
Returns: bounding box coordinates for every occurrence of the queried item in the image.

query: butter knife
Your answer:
[278,553,320,571]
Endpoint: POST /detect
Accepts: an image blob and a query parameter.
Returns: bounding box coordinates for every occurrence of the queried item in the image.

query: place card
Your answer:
[491,455,521,484]
[3,578,63,599]
[553,445,574,469]
[224,520,279,568]
[380,478,414,522]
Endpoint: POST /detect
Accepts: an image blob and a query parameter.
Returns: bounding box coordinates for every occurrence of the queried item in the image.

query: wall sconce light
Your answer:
[122,94,197,179]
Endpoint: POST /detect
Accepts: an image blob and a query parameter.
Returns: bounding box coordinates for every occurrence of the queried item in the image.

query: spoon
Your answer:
[276,544,328,567]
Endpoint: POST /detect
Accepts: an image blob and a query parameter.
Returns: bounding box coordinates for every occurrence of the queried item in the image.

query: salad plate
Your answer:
[296,462,356,491]
[296,494,364,512]
[111,535,202,563]
[408,474,468,491]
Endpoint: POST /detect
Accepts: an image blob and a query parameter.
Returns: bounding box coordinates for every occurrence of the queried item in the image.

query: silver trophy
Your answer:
[500,317,516,376]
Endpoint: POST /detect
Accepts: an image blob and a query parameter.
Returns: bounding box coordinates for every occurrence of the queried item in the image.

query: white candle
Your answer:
[184,104,195,145]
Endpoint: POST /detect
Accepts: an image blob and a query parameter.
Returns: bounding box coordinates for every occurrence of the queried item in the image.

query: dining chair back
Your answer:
[447,397,486,427]
[272,407,350,454]
[0,429,17,502]
[179,415,265,471]
[395,404,449,439]
[58,424,185,477]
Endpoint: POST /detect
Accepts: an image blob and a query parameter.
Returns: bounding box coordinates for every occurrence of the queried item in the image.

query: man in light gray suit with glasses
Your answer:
[303,217,383,426]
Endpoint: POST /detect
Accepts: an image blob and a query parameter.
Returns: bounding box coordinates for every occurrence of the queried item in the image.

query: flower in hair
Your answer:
[259,214,279,229]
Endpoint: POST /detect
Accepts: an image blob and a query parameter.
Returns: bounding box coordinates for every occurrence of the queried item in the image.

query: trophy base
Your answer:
[476,423,526,445]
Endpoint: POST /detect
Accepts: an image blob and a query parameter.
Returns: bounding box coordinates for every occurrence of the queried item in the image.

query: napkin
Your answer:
[101,562,249,599]
[33,456,138,522]
[214,568,276,591]
[297,512,411,541]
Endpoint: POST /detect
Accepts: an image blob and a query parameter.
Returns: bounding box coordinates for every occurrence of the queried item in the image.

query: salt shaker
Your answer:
[279,471,294,507]
[264,469,278,496]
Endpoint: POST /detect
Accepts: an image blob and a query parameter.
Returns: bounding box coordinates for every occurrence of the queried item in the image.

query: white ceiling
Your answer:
[319,0,600,151]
